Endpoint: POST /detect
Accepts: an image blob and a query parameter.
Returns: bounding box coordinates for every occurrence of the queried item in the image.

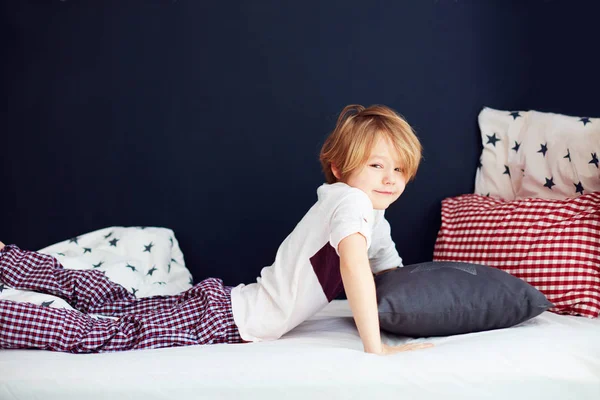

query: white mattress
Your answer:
[1,300,599,400]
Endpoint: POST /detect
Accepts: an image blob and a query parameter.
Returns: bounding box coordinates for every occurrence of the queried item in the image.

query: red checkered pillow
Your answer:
[433,192,600,318]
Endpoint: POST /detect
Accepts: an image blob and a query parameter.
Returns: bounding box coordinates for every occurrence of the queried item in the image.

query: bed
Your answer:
[1,300,599,400]
[1,107,599,399]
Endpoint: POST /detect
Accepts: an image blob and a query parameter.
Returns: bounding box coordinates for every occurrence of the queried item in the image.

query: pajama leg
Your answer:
[0,244,181,316]
[0,280,243,353]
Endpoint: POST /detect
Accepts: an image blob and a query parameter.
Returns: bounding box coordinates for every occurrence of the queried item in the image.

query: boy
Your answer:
[0,104,433,355]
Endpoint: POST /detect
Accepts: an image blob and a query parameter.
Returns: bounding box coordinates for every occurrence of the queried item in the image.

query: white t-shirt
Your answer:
[230,182,403,342]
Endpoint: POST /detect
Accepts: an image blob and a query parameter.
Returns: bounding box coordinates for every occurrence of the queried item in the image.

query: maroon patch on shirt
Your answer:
[310,243,344,302]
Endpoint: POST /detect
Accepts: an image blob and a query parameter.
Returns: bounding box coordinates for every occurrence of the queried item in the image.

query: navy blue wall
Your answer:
[3,1,599,286]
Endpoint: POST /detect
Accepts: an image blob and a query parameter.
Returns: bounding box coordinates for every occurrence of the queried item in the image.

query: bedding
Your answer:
[0,227,193,308]
[509,110,600,199]
[475,107,599,200]
[433,192,600,318]
[475,107,528,199]
[1,300,599,400]
[375,261,552,337]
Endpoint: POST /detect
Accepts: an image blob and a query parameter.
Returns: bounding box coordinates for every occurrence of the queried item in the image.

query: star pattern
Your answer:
[41,300,54,307]
[147,266,157,276]
[83,247,92,254]
[109,238,119,247]
[69,237,79,245]
[544,177,555,190]
[126,264,137,272]
[480,112,598,199]
[104,232,113,239]
[509,111,522,120]
[92,261,104,268]
[590,152,599,168]
[144,242,154,253]
[486,133,500,147]
[0,283,6,293]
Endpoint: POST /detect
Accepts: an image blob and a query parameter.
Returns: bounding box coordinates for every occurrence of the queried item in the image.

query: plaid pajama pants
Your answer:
[0,244,244,353]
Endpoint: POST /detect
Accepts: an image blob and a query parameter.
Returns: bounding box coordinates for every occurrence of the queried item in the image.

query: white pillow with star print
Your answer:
[507,110,600,199]
[474,106,529,200]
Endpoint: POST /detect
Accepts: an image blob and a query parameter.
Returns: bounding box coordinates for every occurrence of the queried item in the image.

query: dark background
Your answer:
[3,0,599,286]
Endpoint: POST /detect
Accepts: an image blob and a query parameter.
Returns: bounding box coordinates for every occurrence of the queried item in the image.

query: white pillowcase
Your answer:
[475,107,528,199]
[475,107,600,200]
[0,227,194,311]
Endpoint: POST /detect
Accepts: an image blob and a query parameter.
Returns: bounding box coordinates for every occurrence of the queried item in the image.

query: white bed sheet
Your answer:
[1,300,599,400]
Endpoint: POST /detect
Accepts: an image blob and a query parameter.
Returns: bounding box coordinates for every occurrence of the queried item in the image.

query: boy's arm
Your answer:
[339,233,434,355]
[338,233,383,354]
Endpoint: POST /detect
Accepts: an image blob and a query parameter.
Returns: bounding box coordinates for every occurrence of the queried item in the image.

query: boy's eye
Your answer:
[369,164,403,172]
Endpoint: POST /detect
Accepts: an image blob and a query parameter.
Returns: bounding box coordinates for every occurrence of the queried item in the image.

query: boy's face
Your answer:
[338,136,406,210]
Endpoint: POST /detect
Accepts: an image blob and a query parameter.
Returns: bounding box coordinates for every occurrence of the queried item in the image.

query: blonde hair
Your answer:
[319,104,422,184]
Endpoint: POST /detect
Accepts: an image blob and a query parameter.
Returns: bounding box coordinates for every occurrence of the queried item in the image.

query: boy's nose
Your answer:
[383,173,395,185]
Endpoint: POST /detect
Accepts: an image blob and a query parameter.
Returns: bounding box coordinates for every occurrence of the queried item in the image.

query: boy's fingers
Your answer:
[414,343,434,349]
[379,342,435,355]
[401,342,434,351]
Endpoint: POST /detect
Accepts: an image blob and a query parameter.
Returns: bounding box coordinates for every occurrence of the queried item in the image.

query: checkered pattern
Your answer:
[433,192,600,318]
[0,245,243,353]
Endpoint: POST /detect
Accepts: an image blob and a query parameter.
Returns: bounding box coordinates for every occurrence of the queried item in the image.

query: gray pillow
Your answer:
[375,261,553,337]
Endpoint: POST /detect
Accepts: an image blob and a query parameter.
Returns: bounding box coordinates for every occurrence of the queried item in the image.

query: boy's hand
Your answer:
[0,242,4,251]
[378,342,434,355]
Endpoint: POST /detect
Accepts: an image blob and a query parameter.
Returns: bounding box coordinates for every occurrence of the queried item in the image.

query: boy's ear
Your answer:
[331,163,342,180]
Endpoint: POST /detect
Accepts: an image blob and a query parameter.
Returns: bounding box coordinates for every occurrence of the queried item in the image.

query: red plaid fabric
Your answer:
[0,245,243,353]
[433,192,600,318]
